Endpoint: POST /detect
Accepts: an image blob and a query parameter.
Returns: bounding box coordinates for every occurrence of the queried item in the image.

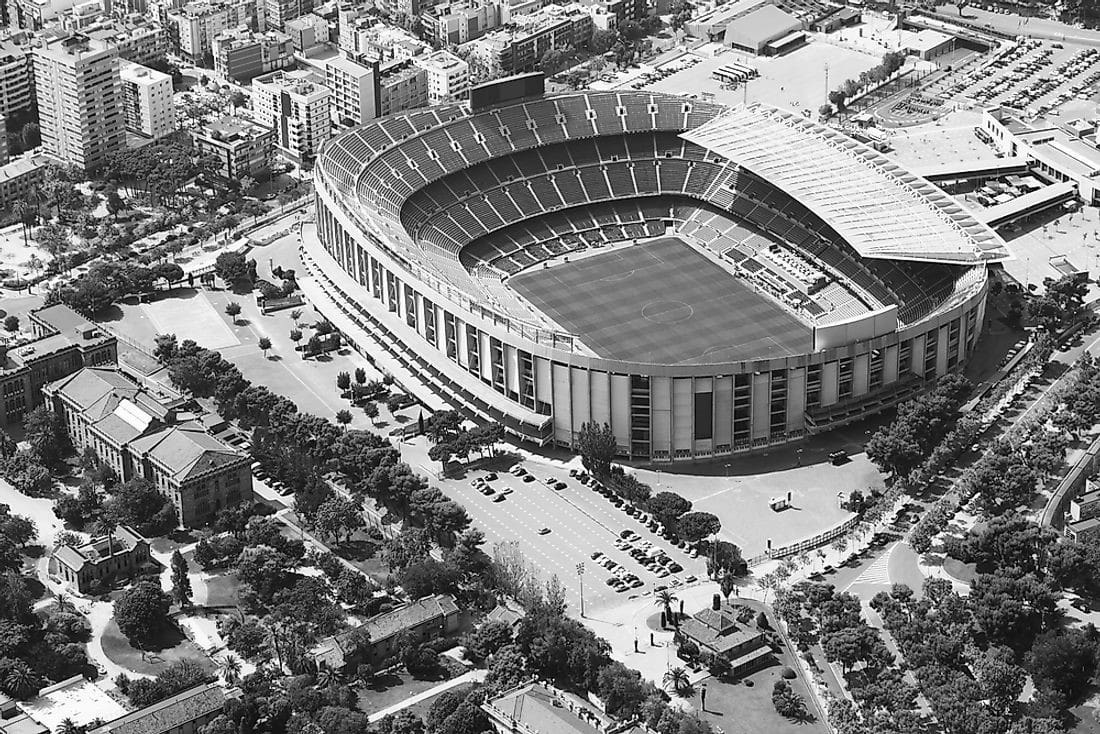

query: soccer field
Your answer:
[509,238,812,364]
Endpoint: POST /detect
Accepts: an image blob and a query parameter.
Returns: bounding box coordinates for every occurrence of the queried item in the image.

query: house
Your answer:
[312,594,460,670]
[86,682,238,734]
[43,367,252,528]
[48,524,150,594]
[679,602,771,675]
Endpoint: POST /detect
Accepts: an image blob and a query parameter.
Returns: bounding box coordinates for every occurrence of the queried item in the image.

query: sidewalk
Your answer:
[366,670,487,723]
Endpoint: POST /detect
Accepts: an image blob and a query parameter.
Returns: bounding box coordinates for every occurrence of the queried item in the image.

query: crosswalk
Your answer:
[848,545,894,588]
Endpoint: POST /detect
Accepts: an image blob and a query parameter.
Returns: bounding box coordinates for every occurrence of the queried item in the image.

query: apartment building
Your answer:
[251,69,330,165]
[32,33,125,172]
[119,59,176,138]
[325,54,427,126]
[43,366,253,528]
[264,0,310,31]
[283,12,328,52]
[0,36,34,118]
[192,114,275,180]
[82,15,171,66]
[167,0,263,62]
[0,304,117,429]
[415,48,468,103]
[339,17,428,63]
[463,2,592,78]
[212,26,293,82]
[9,0,84,29]
[420,0,500,46]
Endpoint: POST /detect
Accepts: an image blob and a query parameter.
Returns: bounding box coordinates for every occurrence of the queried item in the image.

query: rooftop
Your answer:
[119,59,171,84]
[87,683,234,734]
[484,683,611,734]
[0,154,47,183]
[200,115,274,142]
[17,676,128,733]
[683,105,1011,264]
[723,4,800,45]
[52,525,146,572]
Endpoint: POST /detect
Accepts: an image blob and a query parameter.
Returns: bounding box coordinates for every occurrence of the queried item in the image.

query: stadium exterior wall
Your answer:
[307,178,989,463]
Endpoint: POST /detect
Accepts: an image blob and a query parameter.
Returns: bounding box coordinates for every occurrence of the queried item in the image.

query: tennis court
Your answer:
[509,237,812,364]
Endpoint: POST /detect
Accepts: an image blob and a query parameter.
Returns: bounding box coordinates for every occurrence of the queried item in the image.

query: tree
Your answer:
[772,679,809,720]
[354,367,367,384]
[3,315,18,332]
[646,491,692,531]
[23,405,66,466]
[1028,628,1098,705]
[677,512,721,543]
[225,301,242,324]
[214,251,251,285]
[335,409,352,431]
[655,590,677,627]
[169,549,192,608]
[106,477,174,533]
[663,666,693,697]
[218,653,241,685]
[314,495,364,544]
[258,337,271,357]
[591,28,616,54]
[114,580,172,645]
[402,643,439,679]
[577,422,617,476]
[364,402,379,425]
[337,371,351,394]
[290,329,303,349]
[597,662,653,718]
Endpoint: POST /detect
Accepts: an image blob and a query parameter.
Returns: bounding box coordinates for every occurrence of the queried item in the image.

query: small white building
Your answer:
[118,59,176,139]
[415,48,469,104]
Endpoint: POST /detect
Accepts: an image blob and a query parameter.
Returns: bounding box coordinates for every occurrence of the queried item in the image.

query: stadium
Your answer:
[302,87,1010,462]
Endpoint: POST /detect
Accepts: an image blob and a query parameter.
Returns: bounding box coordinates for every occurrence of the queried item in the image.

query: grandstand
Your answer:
[306,91,1008,461]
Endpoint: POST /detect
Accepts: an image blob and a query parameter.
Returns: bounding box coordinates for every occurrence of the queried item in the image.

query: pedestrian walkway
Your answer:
[846,544,895,588]
[366,670,486,723]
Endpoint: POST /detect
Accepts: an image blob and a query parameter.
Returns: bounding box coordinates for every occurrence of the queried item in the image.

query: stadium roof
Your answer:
[683,105,1011,265]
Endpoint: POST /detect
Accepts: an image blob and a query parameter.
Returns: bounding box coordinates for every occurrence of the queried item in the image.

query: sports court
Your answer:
[509,237,812,364]
[143,291,240,350]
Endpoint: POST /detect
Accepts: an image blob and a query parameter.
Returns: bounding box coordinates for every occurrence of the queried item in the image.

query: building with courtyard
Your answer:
[0,304,117,428]
[43,366,252,528]
[48,524,150,594]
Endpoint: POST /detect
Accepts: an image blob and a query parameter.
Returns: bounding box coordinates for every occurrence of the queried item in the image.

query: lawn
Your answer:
[204,572,241,608]
[699,662,828,734]
[100,617,215,677]
[357,664,464,717]
[509,237,811,364]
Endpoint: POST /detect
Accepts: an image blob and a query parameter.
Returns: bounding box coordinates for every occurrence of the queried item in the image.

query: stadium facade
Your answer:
[303,91,1010,462]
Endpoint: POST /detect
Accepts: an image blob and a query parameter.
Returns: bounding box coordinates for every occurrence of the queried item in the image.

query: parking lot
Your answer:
[442,461,710,614]
[957,40,1100,115]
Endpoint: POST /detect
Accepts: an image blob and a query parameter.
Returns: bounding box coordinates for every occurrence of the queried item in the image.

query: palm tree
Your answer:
[655,590,677,628]
[54,592,72,613]
[315,666,344,689]
[663,666,694,698]
[13,201,30,247]
[219,653,242,685]
[290,309,302,325]
[99,513,117,558]
[55,718,78,734]
[719,572,737,602]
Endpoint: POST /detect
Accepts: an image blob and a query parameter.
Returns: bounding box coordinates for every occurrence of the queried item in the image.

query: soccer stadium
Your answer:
[302,88,1010,462]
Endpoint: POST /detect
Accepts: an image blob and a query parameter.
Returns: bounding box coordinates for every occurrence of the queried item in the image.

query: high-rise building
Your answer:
[10,0,86,30]
[212,26,293,82]
[33,33,124,172]
[167,0,263,62]
[414,48,468,104]
[119,59,176,138]
[0,36,34,118]
[192,115,274,180]
[251,69,330,165]
[82,14,171,65]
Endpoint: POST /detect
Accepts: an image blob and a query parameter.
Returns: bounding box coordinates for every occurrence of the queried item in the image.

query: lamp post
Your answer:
[576,562,585,618]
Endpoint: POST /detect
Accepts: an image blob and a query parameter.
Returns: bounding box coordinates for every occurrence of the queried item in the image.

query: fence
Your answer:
[746,513,864,567]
